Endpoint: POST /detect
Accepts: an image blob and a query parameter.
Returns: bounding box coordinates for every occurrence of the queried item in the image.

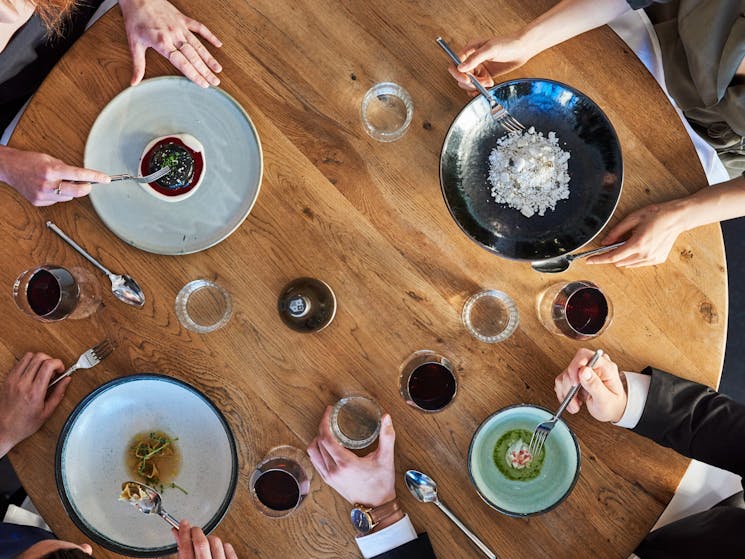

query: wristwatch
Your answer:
[350,498,401,535]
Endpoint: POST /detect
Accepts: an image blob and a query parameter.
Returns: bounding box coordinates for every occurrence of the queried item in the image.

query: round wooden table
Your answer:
[1,1,727,558]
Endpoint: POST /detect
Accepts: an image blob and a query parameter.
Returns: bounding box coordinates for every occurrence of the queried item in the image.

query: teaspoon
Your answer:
[46,221,146,307]
[531,241,626,274]
[405,469,497,559]
[119,481,180,529]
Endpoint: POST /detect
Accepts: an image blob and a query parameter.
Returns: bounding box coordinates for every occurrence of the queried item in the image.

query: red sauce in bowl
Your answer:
[140,136,204,197]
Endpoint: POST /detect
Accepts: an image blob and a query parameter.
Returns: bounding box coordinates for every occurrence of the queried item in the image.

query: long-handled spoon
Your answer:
[405,470,497,559]
[531,241,626,274]
[46,221,145,307]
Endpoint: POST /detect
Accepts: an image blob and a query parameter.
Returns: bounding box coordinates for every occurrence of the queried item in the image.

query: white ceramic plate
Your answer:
[55,375,238,557]
[86,77,262,254]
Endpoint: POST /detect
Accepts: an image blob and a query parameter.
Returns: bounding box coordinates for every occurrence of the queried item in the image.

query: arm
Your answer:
[588,176,745,267]
[449,0,632,92]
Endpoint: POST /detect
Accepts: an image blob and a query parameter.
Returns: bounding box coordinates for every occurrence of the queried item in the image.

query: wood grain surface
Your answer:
[2,1,727,558]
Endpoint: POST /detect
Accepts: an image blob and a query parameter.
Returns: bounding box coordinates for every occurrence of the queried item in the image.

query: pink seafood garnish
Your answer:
[506,439,534,469]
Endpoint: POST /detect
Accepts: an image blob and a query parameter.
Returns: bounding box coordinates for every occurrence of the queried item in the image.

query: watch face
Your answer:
[350,508,372,533]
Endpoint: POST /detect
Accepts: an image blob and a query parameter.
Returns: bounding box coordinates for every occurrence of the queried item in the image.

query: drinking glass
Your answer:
[399,350,457,413]
[360,82,414,142]
[277,277,336,333]
[13,264,100,321]
[175,279,232,333]
[329,395,381,450]
[462,289,519,343]
[537,280,613,340]
[249,445,312,518]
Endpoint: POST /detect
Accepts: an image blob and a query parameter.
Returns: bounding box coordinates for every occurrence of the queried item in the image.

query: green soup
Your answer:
[493,429,545,481]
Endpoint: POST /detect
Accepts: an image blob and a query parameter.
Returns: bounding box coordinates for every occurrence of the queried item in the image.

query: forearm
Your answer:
[518,0,632,58]
[671,176,745,231]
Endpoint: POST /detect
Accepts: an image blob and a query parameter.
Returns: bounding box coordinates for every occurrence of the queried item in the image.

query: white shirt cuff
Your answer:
[355,514,418,558]
[613,371,651,429]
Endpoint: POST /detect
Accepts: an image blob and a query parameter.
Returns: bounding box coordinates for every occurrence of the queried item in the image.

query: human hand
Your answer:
[0,147,110,206]
[447,36,533,96]
[0,352,70,458]
[118,0,223,88]
[307,406,397,507]
[586,200,689,268]
[173,521,237,559]
[554,348,627,423]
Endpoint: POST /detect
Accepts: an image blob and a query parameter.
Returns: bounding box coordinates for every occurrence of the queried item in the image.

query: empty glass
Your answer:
[13,265,100,321]
[399,350,457,413]
[249,445,312,518]
[361,82,414,142]
[175,279,232,333]
[538,280,613,340]
[329,395,382,450]
[462,289,519,343]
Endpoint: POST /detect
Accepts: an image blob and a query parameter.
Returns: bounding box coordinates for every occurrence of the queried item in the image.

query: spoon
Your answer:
[531,241,626,274]
[119,481,180,529]
[405,470,497,559]
[46,221,145,307]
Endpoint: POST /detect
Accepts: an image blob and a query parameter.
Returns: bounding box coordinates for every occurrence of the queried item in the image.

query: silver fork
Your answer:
[528,349,604,458]
[435,37,525,133]
[49,339,115,387]
[108,166,170,184]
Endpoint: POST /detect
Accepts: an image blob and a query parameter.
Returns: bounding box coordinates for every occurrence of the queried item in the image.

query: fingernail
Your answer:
[382,414,392,425]
[581,369,592,381]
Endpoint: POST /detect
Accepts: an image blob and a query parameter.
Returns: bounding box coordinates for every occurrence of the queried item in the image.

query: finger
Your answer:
[57,181,93,198]
[208,536,226,559]
[21,352,52,385]
[176,520,195,559]
[168,49,211,88]
[179,41,220,86]
[186,18,223,48]
[318,405,354,464]
[9,352,34,380]
[317,437,340,471]
[610,253,646,267]
[224,543,237,559]
[601,214,642,245]
[373,414,395,464]
[130,41,147,86]
[49,164,110,184]
[186,34,222,73]
[191,527,211,559]
[458,44,493,74]
[306,438,331,479]
[33,358,64,390]
[43,376,71,420]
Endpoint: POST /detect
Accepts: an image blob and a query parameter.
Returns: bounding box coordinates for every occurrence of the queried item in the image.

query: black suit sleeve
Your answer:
[633,367,745,480]
[370,533,436,559]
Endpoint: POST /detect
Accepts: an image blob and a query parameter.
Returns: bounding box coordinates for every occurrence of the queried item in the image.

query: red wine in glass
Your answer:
[408,362,457,411]
[253,469,301,512]
[14,266,79,321]
[278,278,336,333]
[564,287,609,336]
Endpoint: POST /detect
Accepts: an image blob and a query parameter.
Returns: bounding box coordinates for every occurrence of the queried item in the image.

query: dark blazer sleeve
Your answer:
[633,367,745,480]
[370,533,436,559]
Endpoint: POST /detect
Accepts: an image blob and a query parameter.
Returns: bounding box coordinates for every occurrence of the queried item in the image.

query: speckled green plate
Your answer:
[468,404,580,516]
[86,77,262,255]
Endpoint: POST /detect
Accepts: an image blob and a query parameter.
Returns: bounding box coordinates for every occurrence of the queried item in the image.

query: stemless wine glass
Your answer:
[329,395,382,450]
[399,350,458,413]
[537,280,613,340]
[249,445,312,518]
[175,279,233,333]
[360,82,414,142]
[462,289,519,343]
[13,265,100,321]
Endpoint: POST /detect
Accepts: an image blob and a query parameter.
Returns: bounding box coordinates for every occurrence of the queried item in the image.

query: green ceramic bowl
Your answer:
[468,404,580,516]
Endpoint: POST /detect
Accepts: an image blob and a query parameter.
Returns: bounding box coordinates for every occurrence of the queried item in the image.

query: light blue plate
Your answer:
[86,77,262,255]
[468,404,580,516]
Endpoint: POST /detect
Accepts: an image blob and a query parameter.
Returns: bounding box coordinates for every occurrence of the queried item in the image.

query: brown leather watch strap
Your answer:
[369,498,401,525]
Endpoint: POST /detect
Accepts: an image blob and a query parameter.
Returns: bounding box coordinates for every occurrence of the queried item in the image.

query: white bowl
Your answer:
[138,133,206,203]
[55,374,238,557]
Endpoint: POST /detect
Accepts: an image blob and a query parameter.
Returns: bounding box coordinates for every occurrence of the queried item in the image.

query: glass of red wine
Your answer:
[13,265,100,322]
[250,445,312,518]
[538,280,613,340]
[399,351,458,413]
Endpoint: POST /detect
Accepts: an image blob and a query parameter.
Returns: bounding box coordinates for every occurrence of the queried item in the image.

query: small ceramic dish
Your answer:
[468,404,580,516]
[138,133,206,202]
[55,374,238,557]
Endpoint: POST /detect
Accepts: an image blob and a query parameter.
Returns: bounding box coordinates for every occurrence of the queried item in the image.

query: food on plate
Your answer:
[492,428,545,481]
[139,133,205,202]
[126,430,185,493]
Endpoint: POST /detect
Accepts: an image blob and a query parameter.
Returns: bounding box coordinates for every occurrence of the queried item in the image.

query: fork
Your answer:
[435,37,525,133]
[108,166,171,184]
[49,339,115,387]
[528,349,604,458]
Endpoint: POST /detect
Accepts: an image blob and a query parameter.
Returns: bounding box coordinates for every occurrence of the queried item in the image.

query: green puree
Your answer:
[493,429,545,481]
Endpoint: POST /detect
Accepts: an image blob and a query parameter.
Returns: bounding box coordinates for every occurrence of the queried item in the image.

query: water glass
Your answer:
[462,289,519,343]
[175,279,232,333]
[13,264,100,321]
[361,82,414,142]
[329,395,381,450]
[538,280,613,340]
[399,350,457,413]
[249,445,312,518]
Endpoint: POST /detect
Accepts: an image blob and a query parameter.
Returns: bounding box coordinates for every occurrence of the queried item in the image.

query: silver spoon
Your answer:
[46,221,145,307]
[119,481,180,529]
[531,241,626,274]
[405,470,497,559]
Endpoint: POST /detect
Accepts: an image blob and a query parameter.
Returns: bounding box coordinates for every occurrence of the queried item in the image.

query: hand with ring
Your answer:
[118,0,223,88]
[0,147,110,206]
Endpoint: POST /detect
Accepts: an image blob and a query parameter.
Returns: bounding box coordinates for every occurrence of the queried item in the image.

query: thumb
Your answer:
[43,376,70,419]
[130,42,147,86]
[374,414,396,463]
[458,45,492,73]
[579,366,611,403]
